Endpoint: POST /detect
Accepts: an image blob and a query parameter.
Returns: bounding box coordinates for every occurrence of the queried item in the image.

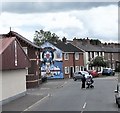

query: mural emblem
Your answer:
[41,44,64,79]
[42,49,54,62]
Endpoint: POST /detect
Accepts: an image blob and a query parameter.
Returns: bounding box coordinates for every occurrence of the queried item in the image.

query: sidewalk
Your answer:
[2,79,67,112]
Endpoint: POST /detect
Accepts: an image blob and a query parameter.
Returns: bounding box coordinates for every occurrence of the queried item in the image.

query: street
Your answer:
[24,76,119,112]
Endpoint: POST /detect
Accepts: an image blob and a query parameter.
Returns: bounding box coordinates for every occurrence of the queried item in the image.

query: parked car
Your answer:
[87,70,99,77]
[114,83,120,108]
[102,68,115,76]
[73,71,92,81]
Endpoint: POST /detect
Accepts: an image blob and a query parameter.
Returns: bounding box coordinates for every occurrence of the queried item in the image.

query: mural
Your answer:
[41,42,64,79]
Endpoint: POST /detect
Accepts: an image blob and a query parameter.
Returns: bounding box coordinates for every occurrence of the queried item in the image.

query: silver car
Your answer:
[73,71,92,81]
[114,83,120,108]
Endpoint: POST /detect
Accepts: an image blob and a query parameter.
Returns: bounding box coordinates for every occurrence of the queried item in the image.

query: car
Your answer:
[102,68,115,76]
[87,70,99,77]
[73,71,92,81]
[114,83,120,108]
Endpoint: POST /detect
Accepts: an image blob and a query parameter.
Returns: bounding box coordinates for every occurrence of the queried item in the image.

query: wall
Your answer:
[1,69,26,104]
[41,42,64,79]
[63,53,84,78]
[19,40,41,88]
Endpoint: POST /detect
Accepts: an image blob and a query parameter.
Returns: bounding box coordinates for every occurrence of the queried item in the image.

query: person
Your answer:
[81,74,86,89]
[86,76,94,89]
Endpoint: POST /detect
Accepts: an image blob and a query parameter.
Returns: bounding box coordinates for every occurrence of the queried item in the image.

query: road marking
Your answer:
[83,102,87,109]
[21,93,50,112]
[81,102,87,113]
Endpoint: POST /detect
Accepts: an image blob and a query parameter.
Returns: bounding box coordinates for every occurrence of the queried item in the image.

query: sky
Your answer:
[1,1,119,43]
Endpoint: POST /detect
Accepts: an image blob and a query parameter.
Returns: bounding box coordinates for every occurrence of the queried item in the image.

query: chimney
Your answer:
[62,37,67,43]
[73,38,82,46]
[86,37,90,44]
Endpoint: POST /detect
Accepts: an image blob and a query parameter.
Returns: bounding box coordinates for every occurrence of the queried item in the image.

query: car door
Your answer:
[78,72,83,79]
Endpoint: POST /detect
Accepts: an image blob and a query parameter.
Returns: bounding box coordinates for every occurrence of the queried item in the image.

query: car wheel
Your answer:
[118,104,120,108]
[73,78,77,81]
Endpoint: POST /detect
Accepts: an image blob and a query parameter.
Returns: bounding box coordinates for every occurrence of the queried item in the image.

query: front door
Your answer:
[70,67,73,78]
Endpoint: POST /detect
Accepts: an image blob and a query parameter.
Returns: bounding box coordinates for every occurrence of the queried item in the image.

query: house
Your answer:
[0,37,30,105]
[2,31,41,88]
[72,39,104,71]
[41,41,84,79]
[72,38,120,71]
[103,47,120,70]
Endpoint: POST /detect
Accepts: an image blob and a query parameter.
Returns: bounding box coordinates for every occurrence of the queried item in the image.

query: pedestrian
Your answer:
[81,74,86,89]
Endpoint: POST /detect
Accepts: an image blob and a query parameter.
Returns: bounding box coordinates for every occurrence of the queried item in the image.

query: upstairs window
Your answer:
[75,52,79,60]
[64,53,69,60]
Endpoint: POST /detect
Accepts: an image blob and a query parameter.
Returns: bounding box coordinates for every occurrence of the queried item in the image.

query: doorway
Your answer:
[70,67,74,78]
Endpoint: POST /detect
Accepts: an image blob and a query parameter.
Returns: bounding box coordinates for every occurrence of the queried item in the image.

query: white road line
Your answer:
[81,102,87,113]
[21,93,50,112]
[83,102,87,109]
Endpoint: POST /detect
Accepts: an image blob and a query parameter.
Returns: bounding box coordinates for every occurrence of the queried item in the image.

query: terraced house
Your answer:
[72,38,120,72]
[40,39,84,79]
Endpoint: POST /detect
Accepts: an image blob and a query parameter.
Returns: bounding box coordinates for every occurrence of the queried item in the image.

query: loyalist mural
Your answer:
[41,42,64,79]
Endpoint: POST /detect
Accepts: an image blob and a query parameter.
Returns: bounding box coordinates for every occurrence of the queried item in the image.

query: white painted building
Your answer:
[0,37,30,105]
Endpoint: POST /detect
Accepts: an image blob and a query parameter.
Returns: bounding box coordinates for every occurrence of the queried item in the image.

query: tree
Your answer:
[33,30,60,46]
[90,56,108,71]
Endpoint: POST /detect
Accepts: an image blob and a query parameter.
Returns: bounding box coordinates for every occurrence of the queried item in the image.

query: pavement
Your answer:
[2,79,67,112]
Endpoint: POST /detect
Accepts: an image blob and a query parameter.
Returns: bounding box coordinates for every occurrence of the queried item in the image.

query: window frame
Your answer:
[75,52,79,60]
[64,67,69,74]
[64,53,69,60]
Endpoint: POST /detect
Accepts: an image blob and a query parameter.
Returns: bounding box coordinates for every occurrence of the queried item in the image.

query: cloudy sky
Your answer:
[1,1,119,43]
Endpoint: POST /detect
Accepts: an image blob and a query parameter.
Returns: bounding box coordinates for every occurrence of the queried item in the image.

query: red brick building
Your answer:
[41,41,84,79]
[55,42,84,78]
[2,31,41,88]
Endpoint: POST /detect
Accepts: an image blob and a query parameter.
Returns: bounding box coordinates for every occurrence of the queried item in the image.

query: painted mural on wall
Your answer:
[41,42,64,79]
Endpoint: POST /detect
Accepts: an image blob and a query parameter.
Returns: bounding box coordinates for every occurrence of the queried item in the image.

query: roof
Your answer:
[0,37,31,70]
[2,31,40,49]
[0,37,16,54]
[51,42,83,52]
[72,41,120,53]
[77,44,103,52]
[102,47,120,53]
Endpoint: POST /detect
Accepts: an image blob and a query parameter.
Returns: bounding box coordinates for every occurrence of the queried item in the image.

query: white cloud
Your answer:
[0,4,118,42]
[71,5,118,41]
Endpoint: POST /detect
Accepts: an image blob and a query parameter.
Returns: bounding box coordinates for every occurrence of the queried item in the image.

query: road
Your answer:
[25,76,119,112]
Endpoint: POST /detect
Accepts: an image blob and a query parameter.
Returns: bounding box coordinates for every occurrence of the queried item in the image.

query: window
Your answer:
[112,53,114,60]
[75,66,79,72]
[88,52,90,61]
[80,66,84,71]
[97,52,99,56]
[23,47,28,55]
[65,67,69,74]
[75,52,79,60]
[108,53,110,60]
[92,52,94,58]
[64,53,69,60]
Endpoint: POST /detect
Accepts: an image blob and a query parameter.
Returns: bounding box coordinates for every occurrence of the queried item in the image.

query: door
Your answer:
[70,67,74,78]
